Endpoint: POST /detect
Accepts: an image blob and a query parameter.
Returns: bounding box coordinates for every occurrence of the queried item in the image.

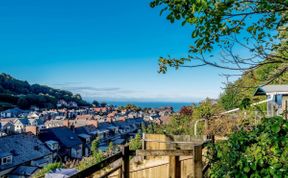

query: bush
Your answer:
[76,153,104,171]
[32,162,63,178]
[76,138,104,171]
[129,133,142,150]
[208,116,288,177]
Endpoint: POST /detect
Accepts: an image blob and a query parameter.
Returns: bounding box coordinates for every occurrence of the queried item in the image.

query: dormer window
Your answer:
[0,155,12,165]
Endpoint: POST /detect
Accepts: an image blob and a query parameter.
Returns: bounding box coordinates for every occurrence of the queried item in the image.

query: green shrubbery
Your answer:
[32,162,63,178]
[208,116,288,177]
[129,133,142,151]
[77,139,104,171]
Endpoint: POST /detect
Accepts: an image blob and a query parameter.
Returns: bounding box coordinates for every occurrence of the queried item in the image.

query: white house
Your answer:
[254,85,288,117]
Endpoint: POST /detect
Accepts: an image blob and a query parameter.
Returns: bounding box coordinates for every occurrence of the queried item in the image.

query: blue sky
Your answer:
[0,0,228,102]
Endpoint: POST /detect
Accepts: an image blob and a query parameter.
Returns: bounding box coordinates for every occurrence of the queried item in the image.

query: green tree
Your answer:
[179,106,193,116]
[125,104,141,111]
[100,102,107,107]
[150,0,288,82]
[92,100,100,107]
[193,98,221,119]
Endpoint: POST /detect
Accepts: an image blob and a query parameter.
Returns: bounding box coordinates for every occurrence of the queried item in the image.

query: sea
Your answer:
[107,101,195,112]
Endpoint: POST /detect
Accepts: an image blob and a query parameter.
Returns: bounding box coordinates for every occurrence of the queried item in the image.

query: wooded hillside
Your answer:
[0,73,90,110]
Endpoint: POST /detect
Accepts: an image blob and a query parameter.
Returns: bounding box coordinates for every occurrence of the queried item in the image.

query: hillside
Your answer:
[0,73,90,110]
[219,61,288,110]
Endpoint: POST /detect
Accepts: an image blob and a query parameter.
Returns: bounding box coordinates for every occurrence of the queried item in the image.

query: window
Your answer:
[1,156,12,165]
[6,156,11,163]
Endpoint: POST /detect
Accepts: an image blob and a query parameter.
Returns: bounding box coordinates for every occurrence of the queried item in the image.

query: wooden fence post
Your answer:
[121,145,130,178]
[169,156,181,178]
[193,145,203,178]
[118,167,122,178]
[142,133,146,160]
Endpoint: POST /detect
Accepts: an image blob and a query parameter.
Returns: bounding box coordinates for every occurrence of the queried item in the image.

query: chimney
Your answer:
[25,125,38,135]
[107,116,112,124]
[63,119,69,127]
[70,124,75,132]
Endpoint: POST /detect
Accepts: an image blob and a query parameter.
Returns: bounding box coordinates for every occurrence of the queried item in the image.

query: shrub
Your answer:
[208,116,288,177]
[76,153,104,171]
[129,133,142,150]
[32,162,63,178]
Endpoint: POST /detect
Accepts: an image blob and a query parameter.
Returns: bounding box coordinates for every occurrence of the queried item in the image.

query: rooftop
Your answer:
[0,133,52,171]
[39,127,82,148]
[254,85,288,96]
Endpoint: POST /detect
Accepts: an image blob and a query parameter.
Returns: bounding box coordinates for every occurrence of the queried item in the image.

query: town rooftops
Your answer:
[78,133,91,139]
[0,133,52,171]
[254,85,288,96]
[39,127,82,148]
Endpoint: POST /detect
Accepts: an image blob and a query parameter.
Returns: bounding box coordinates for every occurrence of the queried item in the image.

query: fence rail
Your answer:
[70,135,214,178]
[70,150,128,178]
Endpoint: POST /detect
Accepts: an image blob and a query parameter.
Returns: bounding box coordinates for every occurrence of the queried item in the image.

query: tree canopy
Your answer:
[150,0,288,83]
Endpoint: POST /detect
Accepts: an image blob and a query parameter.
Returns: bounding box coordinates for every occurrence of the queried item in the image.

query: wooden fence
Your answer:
[70,134,214,178]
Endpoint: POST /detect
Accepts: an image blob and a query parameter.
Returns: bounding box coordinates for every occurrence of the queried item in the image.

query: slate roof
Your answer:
[10,165,38,176]
[0,133,52,171]
[16,118,29,125]
[74,126,89,135]
[254,85,288,96]
[39,127,82,148]
[97,122,112,131]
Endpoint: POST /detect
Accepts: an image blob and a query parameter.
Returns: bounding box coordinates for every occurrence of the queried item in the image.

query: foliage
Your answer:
[179,106,193,116]
[239,98,251,110]
[118,104,141,112]
[144,99,222,136]
[92,100,100,107]
[144,114,196,135]
[91,139,100,157]
[0,73,90,110]
[108,142,114,155]
[100,102,107,107]
[32,162,63,178]
[219,83,243,110]
[207,105,265,136]
[150,0,287,76]
[129,133,142,150]
[219,61,288,110]
[76,153,104,171]
[192,98,222,119]
[208,116,288,177]
[77,139,104,171]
